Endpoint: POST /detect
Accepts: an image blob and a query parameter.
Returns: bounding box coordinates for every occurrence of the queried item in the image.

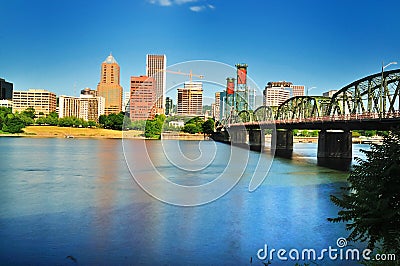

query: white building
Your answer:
[59,94,105,122]
[177,82,203,116]
[12,89,57,116]
[0,100,13,108]
[123,91,130,112]
[169,121,184,128]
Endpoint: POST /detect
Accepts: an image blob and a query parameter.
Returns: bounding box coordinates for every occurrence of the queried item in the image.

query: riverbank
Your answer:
[161,132,208,140]
[0,126,207,140]
[1,126,144,139]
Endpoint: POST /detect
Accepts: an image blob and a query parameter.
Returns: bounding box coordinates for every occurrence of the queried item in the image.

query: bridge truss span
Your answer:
[328,68,400,119]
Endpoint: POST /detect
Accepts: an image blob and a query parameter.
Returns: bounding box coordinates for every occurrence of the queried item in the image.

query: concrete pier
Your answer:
[272,129,293,157]
[317,129,352,170]
[248,129,264,151]
[317,130,352,159]
[229,128,247,146]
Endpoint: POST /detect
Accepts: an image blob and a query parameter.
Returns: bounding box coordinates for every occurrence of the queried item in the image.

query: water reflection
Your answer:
[0,138,368,265]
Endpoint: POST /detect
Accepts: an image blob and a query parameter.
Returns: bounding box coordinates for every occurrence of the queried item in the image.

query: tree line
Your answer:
[1,106,216,138]
[0,107,35,133]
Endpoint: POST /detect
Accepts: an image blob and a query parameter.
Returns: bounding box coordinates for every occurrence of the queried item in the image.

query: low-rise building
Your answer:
[0,99,13,108]
[12,89,56,116]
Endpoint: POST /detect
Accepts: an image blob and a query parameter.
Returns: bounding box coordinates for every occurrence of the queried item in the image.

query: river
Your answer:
[0,138,371,265]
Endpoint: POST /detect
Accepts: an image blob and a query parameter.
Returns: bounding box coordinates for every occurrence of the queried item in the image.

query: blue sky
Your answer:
[1,0,399,103]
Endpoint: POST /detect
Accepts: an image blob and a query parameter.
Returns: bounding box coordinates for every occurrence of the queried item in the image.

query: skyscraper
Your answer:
[130,76,156,121]
[97,53,123,115]
[165,97,173,115]
[146,54,166,114]
[213,92,220,119]
[0,78,13,100]
[177,82,203,116]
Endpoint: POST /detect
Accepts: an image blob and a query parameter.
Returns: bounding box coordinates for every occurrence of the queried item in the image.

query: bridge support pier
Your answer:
[229,129,247,146]
[272,129,293,157]
[317,130,352,170]
[248,129,264,151]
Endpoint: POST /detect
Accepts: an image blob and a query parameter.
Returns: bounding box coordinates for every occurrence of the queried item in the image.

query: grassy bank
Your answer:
[19,126,143,139]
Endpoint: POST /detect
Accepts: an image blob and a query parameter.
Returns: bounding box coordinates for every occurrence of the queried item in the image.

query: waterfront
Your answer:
[0,138,370,265]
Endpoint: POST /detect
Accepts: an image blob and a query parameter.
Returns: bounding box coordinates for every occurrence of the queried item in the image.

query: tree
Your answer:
[46,111,59,125]
[22,107,36,119]
[0,107,12,126]
[328,130,400,254]
[182,123,199,134]
[182,116,203,134]
[131,120,146,131]
[202,118,215,134]
[87,120,97,127]
[58,117,75,127]
[2,115,25,133]
[99,114,108,126]
[144,114,165,138]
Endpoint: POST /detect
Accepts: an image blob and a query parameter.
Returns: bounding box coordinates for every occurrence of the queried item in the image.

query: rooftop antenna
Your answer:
[73,82,77,97]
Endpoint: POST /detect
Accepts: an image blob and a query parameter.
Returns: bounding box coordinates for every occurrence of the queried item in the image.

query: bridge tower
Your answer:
[235,64,248,112]
[225,77,235,121]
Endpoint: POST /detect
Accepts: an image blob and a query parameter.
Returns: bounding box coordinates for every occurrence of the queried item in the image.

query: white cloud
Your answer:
[189,5,206,12]
[148,0,172,6]
[148,0,216,12]
[174,0,198,4]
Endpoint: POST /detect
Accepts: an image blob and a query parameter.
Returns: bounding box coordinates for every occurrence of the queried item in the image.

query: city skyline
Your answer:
[1,0,400,101]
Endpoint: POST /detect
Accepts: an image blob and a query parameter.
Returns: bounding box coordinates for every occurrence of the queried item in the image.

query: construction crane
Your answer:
[150,69,204,82]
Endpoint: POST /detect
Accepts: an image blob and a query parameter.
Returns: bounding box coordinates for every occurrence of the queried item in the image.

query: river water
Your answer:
[0,138,370,265]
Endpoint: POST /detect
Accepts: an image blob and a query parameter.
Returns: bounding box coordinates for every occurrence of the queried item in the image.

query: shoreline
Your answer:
[0,126,371,143]
[0,126,143,139]
[0,126,208,140]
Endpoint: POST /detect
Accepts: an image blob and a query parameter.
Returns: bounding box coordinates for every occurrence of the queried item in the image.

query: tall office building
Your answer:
[130,76,156,121]
[165,97,173,115]
[291,84,305,97]
[323,90,338,97]
[146,54,166,114]
[97,53,123,115]
[255,94,264,109]
[58,94,105,122]
[219,91,227,121]
[263,81,304,107]
[12,89,56,116]
[248,86,256,110]
[213,92,220,119]
[0,78,13,100]
[81,88,97,97]
[123,91,130,112]
[263,82,291,107]
[177,82,203,116]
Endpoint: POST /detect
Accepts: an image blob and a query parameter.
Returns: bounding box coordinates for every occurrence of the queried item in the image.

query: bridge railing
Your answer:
[252,111,400,125]
[235,110,400,127]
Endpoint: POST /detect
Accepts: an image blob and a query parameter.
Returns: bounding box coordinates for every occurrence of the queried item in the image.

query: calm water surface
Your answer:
[0,138,370,265]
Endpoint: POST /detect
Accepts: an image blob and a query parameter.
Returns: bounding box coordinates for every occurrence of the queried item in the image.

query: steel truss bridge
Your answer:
[222,68,400,130]
[213,69,400,169]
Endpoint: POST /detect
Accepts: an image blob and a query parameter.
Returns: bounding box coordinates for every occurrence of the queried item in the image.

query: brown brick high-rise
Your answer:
[97,53,123,115]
